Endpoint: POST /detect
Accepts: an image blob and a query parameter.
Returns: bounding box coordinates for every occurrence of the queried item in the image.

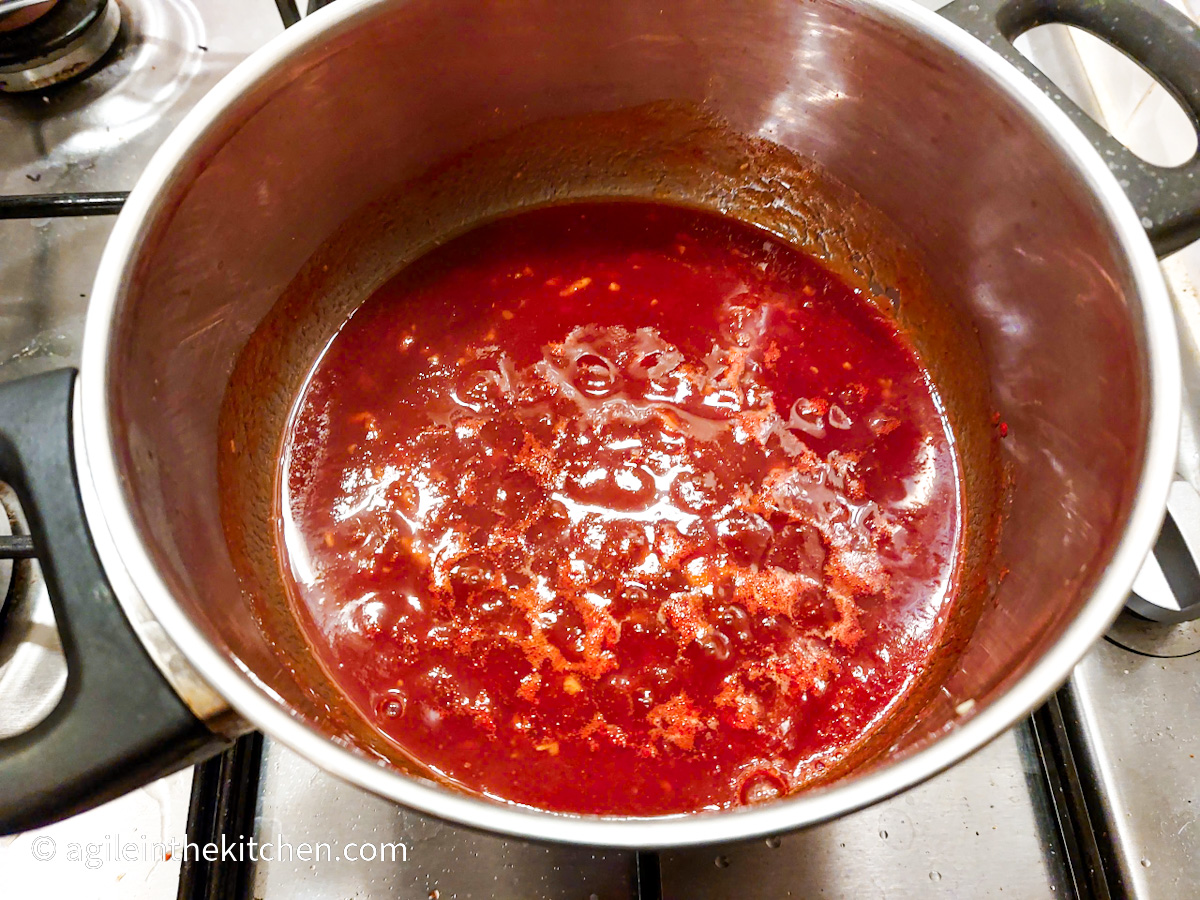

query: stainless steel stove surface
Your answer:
[0,2,1197,898]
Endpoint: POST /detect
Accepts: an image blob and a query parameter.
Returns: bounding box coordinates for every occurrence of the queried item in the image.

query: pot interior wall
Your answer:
[105,0,1147,804]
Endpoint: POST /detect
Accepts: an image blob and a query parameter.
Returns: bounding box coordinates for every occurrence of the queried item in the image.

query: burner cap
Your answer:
[0,2,58,34]
[0,0,121,93]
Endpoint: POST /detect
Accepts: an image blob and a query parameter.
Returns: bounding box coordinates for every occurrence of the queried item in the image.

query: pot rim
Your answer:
[78,0,1181,847]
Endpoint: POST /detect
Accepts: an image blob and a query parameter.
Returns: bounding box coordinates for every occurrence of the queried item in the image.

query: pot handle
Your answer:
[940,0,1200,258]
[0,369,228,835]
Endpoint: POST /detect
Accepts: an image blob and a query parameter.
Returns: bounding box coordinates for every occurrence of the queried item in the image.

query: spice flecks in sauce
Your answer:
[279,202,961,815]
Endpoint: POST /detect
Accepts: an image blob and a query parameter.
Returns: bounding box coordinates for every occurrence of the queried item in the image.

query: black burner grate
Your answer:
[0,190,127,218]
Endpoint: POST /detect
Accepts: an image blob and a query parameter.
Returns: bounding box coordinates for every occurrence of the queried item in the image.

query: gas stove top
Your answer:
[0,2,1197,898]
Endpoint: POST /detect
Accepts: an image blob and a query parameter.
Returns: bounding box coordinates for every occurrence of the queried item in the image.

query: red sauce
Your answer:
[279,202,961,815]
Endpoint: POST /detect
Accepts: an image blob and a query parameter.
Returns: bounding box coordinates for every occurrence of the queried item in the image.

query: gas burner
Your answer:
[0,0,121,93]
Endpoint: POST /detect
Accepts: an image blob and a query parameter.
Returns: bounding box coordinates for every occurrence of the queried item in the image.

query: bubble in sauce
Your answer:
[375,693,406,720]
[573,352,618,397]
[737,767,789,805]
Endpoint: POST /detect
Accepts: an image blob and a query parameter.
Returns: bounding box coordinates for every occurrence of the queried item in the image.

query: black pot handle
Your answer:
[0,369,228,835]
[941,0,1200,258]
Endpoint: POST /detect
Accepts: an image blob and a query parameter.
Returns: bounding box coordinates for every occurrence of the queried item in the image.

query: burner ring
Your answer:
[0,0,121,93]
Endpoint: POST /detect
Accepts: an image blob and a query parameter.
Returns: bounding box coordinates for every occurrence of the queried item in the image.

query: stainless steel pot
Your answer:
[0,0,1197,847]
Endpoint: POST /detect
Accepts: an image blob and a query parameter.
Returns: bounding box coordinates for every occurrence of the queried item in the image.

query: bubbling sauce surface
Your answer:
[279,202,961,815]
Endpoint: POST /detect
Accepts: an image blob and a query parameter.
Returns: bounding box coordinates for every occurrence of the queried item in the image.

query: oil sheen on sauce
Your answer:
[278,202,962,816]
